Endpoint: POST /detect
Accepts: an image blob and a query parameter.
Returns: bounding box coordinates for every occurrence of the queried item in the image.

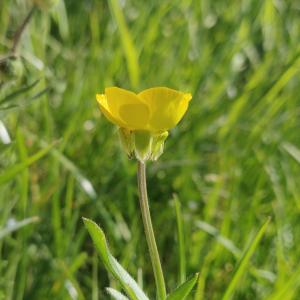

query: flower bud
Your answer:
[0,55,24,84]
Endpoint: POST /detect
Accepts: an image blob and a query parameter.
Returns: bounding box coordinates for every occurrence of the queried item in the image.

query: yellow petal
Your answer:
[96,94,123,127]
[137,87,192,131]
[105,87,150,129]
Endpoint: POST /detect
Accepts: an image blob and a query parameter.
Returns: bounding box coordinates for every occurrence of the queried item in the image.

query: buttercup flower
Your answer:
[96,87,192,162]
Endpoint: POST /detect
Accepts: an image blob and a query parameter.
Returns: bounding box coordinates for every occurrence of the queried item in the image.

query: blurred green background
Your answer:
[1,0,300,299]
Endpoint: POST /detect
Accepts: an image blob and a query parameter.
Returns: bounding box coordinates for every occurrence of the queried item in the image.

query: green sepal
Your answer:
[119,128,134,159]
[165,273,199,300]
[151,131,168,161]
[83,218,149,300]
[133,130,152,163]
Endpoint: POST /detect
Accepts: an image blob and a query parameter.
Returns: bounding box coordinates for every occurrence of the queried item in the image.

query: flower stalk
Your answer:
[137,161,166,300]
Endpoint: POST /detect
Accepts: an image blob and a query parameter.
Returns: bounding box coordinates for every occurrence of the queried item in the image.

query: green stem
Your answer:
[137,161,166,300]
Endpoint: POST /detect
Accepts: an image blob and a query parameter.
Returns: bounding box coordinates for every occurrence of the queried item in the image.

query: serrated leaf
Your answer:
[165,273,198,300]
[106,288,130,300]
[0,139,61,186]
[83,218,149,300]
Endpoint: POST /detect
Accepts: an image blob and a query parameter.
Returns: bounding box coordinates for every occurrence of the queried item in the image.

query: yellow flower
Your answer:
[96,87,192,131]
[96,87,192,162]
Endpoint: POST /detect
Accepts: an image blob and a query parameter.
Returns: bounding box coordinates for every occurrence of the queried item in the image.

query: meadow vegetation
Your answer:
[1,0,300,299]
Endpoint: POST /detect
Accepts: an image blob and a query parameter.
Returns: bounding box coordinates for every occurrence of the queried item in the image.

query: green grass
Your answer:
[1,0,300,299]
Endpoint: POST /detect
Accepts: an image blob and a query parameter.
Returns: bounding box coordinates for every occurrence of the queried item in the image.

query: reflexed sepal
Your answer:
[151,131,168,161]
[133,130,152,163]
[118,128,134,159]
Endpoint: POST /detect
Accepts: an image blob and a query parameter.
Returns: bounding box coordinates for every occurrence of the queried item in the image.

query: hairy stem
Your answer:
[137,161,166,300]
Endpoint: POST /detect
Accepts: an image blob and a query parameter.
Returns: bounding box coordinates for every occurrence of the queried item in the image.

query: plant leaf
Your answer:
[106,288,130,300]
[165,273,199,300]
[83,218,149,300]
[0,139,61,186]
[221,217,272,300]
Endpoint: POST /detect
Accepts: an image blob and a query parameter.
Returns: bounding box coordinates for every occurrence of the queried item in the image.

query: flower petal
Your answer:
[96,94,123,127]
[137,87,192,131]
[105,87,150,129]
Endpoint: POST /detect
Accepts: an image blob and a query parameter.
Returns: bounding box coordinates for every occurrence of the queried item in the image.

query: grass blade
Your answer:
[165,273,199,300]
[265,264,300,300]
[92,248,99,300]
[0,78,41,105]
[194,220,242,258]
[0,139,61,186]
[0,86,52,117]
[221,217,272,300]
[173,193,186,285]
[22,129,98,200]
[281,141,300,164]
[0,142,14,155]
[107,0,139,92]
[0,216,39,240]
[0,104,20,110]
[23,85,51,105]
